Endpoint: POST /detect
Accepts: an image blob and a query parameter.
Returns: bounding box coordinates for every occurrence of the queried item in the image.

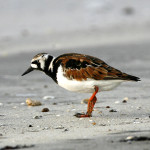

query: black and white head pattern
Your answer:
[31,53,53,72]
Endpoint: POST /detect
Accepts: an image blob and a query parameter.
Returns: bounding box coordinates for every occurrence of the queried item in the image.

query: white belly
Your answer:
[57,66,125,93]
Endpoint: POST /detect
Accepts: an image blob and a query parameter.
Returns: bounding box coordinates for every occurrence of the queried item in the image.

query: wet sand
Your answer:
[0,42,150,150]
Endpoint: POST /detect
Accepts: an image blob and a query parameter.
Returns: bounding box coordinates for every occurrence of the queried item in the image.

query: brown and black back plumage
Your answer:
[54,53,140,81]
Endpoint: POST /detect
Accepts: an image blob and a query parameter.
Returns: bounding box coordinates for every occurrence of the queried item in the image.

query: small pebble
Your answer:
[33,116,42,119]
[55,126,64,129]
[89,120,96,125]
[29,125,33,127]
[64,129,69,132]
[115,101,120,104]
[126,136,134,140]
[122,100,127,103]
[89,120,94,122]
[120,136,150,142]
[71,109,76,111]
[109,109,117,112]
[99,124,106,126]
[43,96,55,100]
[52,102,57,105]
[92,122,96,125]
[137,107,141,110]
[106,106,110,108]
[81,99,89,104]
[20,102,25,105]
[93,108,98,111]
[42,108,49,112]
[122,97,128,103]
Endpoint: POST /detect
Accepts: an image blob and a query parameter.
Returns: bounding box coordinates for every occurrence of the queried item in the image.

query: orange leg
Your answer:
[74,86,99,118]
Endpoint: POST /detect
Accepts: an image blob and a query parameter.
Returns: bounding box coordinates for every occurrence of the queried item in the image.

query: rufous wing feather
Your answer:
[55,53,140,81]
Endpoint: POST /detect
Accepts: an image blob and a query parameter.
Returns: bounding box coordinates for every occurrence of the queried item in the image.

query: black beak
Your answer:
[22,66,34,76]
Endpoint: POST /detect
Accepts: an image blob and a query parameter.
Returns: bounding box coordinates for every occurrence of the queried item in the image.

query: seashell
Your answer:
[43,96,55,100]
[81,99,89,104]
[26,98,42,106]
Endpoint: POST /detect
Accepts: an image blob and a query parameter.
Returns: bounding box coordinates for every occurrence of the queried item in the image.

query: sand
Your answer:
[0,0,150,149]
[0,42,150,150]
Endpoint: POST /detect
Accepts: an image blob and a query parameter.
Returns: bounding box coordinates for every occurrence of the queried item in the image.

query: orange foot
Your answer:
[74,113,92,118]
[74,86,99,118]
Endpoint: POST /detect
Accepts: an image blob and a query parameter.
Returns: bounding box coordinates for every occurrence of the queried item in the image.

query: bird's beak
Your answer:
[22,66,34,76]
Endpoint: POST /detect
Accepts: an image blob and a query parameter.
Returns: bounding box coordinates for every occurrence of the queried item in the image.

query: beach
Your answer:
[0,42,150,149]
[0,0,150,149]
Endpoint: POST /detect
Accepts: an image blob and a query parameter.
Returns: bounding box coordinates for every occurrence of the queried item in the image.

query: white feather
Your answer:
[57,65,125,93]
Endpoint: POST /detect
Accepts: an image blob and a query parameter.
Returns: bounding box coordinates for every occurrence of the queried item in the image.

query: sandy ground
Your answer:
[0,42,150,150]
[0,0,150,149]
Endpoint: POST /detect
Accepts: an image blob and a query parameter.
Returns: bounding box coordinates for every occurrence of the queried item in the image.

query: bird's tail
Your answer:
[123,74,140,81]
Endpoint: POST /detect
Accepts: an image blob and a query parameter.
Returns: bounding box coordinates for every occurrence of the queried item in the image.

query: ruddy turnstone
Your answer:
[22,53,140,117]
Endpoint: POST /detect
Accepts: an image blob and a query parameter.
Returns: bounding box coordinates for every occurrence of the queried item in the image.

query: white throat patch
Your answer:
[31,64,38,68]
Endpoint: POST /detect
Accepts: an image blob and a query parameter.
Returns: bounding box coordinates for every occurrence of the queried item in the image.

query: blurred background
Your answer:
[0,0,150,56]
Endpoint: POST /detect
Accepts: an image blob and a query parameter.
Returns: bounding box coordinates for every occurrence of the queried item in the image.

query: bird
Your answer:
[22,53,140,118]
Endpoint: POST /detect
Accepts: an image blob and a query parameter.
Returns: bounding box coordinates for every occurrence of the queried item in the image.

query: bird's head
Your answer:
[22,53,54,76]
